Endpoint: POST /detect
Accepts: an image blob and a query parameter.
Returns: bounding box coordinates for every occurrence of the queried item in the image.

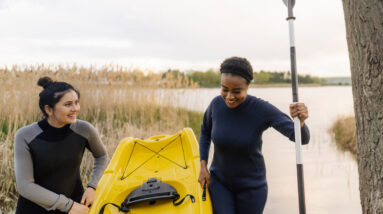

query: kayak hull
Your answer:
[89,128,212,214]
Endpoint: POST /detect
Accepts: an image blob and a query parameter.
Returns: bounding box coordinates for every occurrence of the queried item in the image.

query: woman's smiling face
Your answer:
[45,89,80,127]
[220,73,249,109]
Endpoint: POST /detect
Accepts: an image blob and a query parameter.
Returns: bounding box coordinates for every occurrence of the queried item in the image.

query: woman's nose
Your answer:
[227,92,234,99]
[72,104,80,111]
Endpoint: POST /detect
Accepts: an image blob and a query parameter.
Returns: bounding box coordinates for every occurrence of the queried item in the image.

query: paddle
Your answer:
[282,1,306,214]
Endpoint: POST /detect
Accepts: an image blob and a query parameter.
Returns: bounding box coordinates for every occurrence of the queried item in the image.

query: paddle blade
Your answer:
[282,0,296,7]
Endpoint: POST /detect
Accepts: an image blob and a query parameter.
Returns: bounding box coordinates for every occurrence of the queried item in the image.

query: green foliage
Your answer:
[187,69,221,87]
[183,69,324,87]
[253,71,270,84]
[267,71,287,83]
[298,74,321,84]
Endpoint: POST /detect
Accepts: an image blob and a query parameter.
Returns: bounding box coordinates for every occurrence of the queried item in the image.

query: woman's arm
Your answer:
[86,123,108,190]
[198,104,213,188]
[72,120,108,190]
[76,121,108,206]
[266,102,310,144]
[199,104,213,163]
[14,128,74,212]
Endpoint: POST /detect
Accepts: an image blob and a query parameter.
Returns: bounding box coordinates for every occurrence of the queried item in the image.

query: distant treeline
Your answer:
[164,69,349,87]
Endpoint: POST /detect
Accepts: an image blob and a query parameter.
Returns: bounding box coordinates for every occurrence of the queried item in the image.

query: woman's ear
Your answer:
[44,105,53,117]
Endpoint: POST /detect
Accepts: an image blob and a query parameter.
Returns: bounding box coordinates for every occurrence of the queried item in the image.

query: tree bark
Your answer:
[342,0,383,213]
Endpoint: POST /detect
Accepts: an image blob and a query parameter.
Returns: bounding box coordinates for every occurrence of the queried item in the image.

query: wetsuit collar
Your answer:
[37,119,72,141]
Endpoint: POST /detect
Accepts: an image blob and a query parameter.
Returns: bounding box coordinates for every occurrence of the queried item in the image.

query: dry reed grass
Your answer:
[0,65,202,212]
[329,116,357,156]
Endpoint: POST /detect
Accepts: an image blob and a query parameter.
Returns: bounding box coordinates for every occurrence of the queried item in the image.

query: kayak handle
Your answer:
[147,135,167,141]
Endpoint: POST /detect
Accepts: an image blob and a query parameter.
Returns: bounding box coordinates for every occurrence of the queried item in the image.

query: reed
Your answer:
[0,65,202,212]
[329,116,357,156]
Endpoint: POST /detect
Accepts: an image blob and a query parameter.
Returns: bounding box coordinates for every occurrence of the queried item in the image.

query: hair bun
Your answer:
[37,76,54,89]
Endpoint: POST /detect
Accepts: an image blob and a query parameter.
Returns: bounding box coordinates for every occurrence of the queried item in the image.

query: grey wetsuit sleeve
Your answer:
[14,126,74,212]
[72,120,108,189]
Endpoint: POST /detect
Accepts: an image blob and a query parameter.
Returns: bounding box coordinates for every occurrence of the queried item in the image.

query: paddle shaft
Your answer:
[285,0,306,213]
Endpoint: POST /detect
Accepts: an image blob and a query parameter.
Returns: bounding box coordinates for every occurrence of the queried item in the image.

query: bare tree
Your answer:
[342,0,383,213]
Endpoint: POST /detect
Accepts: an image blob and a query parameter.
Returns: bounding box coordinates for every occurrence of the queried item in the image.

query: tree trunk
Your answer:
[342,0,383,213]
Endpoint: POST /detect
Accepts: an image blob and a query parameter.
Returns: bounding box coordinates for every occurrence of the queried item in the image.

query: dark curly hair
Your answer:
[220,56,254,84]
[37,77,80,118]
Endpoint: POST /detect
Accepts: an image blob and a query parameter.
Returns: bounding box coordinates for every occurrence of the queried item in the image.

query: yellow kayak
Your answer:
[89,128,212,214]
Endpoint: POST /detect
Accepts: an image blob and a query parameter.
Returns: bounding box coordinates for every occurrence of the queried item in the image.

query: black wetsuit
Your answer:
[199,95,310,214]
[14,119,108,213]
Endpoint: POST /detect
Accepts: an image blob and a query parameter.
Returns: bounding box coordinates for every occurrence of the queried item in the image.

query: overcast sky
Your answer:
[0,0,350,77]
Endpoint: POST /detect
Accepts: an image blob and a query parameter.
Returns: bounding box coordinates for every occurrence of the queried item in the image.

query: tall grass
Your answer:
[0,65,202,212]
[329,116,357,156]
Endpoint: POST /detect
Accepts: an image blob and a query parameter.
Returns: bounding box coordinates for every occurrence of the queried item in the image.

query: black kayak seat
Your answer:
[123,177,179,207]
[98,178,195,214]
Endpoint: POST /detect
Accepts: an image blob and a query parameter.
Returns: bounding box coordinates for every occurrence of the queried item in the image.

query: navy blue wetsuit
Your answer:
[199,95,310,214]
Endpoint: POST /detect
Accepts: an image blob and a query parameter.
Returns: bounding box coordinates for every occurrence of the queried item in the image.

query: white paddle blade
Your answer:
[282,0,296,7]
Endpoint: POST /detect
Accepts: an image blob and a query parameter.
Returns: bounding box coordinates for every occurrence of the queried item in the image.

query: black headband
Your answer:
[220,68,253,83]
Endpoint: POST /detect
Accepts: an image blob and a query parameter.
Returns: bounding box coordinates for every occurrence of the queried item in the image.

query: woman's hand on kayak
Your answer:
[198,160,211,188]
[80,187,95,207]
[289,103,309,127]
[68,202,89,214]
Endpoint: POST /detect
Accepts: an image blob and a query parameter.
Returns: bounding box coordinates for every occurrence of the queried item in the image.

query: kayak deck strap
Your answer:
[120,134,188,180]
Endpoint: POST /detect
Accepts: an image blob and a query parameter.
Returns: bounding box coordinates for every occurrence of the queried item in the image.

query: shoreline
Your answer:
[198,84,350,88]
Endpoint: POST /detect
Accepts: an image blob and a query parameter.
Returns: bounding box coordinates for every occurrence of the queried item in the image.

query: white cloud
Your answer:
[0,0,350,77]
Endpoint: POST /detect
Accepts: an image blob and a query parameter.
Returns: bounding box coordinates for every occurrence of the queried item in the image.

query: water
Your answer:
[168,86,360,214]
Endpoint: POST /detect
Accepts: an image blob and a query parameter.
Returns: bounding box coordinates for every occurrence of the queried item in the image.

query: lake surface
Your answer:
[166,86,360,214]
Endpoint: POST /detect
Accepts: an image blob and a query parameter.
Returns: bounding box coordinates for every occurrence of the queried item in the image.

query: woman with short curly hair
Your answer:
[198,57,310,214]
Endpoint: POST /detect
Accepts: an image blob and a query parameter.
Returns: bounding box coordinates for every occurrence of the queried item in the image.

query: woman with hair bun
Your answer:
[14,77,108,214]
[198,57,310,214]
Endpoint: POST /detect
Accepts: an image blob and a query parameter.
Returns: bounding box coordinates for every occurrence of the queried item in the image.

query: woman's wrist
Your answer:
[200,160,208,170]
[86,185,96,190]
